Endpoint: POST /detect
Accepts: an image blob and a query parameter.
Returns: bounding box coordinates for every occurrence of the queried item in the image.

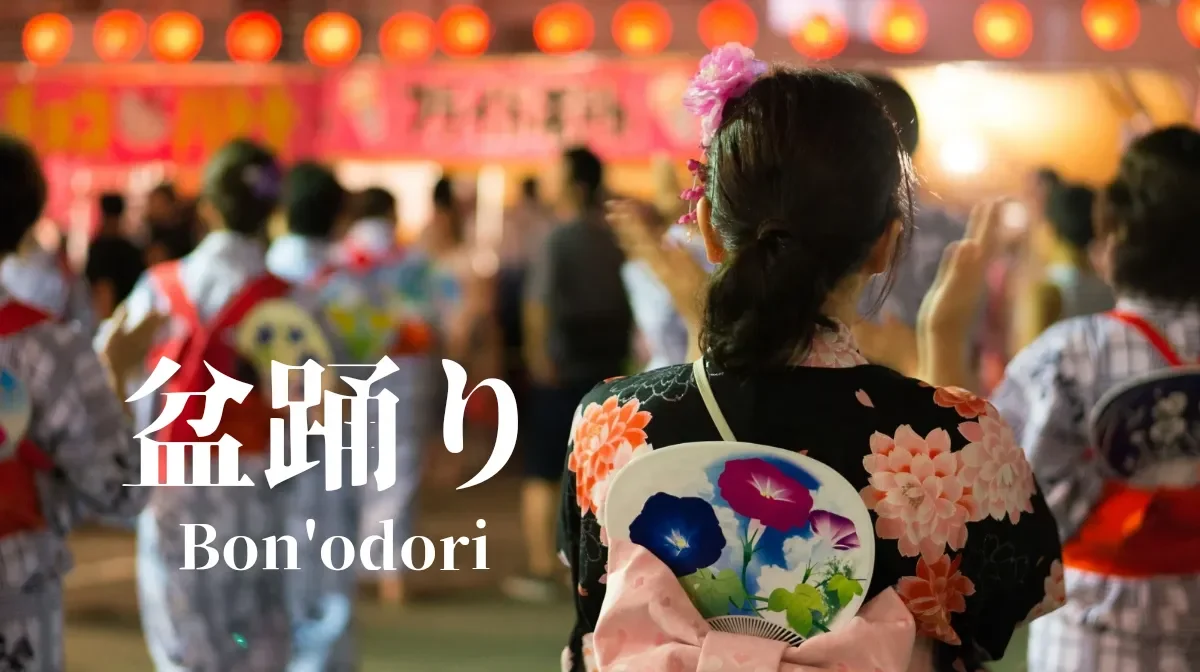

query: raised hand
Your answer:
[916,199,1004,388]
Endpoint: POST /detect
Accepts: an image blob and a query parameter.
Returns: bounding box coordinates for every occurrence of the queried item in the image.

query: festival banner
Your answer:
[0,70,323,164]
[320,58,702,160]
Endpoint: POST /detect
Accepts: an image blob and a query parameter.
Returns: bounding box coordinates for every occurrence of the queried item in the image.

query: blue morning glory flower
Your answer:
[628,492,726,577]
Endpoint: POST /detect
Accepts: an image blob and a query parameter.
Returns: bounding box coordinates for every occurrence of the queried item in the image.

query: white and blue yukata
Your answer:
[0,286,146,672]
[113,231,347,672]
[267,231,358,672]
[620,226,713,371]
[992,298,1200,672]
[321,219,440,579]
[1,247,96,335]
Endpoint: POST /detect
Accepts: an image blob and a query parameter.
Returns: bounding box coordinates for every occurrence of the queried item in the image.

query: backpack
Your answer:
[594,359,913,670]
[148,261,329,484]
[1069,310,1200,577]
[0,301,55,538]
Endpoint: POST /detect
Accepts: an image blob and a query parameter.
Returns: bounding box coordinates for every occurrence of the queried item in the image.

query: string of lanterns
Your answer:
[18,0,1195,67]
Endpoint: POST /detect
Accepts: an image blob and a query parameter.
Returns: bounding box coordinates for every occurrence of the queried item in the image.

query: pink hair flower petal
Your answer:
[682,42,768,147]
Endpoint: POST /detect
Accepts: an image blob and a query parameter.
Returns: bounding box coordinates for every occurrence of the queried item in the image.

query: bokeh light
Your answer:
[149,12,203,64]
[94,10,145,63]
[1082,0,1139,52]
[438,6,492,58]
[697,0,758,49]
[381,12,436,62]
[871,0,928,55]
[24,14,73,66]
[790,13,848,60]
[613,1,672,57]
[227,12,282,64]
[534,3,594,55]
[974,1,1033,59]
[305,12,361,67]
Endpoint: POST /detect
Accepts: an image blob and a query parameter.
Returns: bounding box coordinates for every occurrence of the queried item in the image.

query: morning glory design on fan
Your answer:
[604,442,875,644]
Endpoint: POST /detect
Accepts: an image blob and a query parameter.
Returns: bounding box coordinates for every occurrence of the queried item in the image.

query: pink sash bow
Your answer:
[593,540,919,672]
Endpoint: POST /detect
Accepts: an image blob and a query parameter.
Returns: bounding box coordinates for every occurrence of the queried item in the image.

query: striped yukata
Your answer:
[114,231,346,672]
[992,297,1200,672]
[0,287,146,672]
[0,248,95,335]
[267,231,358,672]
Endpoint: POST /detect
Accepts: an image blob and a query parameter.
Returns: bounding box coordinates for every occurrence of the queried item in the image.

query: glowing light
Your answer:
[974,1,1033,58]
[305,12,361,67]
[940,135,989,176]
[227,12,281,64]
[1180,0,1200,48]
[790,13,848,60]
[613,1,672,56]
[697,0,758,49]
[23,14,73,66]
[871,0,928,54]
[534,3,594,54]
[438,6,491,58]
[381,12,435,62]
[149,12,203,64]
[94,10,145,63]
[1082,0,1139,51]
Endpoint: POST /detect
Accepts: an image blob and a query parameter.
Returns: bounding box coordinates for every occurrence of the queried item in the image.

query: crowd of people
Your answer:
[0,40,1196,672]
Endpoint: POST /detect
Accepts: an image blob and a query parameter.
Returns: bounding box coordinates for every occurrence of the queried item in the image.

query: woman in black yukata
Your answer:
[557,52,1063,672]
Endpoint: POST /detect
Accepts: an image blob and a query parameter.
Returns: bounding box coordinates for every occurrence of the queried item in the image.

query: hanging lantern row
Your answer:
[19,0,1185,67]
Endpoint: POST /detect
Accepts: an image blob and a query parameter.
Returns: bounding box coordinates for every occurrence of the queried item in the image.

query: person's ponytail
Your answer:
[702,228,853,371]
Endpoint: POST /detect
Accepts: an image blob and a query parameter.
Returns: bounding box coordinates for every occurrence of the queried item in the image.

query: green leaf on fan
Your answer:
[680,568,748,618]
[785,600,815,636]
[827,574,864,607]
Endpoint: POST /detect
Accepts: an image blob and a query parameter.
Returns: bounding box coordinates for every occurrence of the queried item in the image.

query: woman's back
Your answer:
[560,325,1062,671]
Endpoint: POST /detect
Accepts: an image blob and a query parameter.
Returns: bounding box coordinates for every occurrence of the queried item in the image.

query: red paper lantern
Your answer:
[698,0,758,49]
[534,3,594,55]
[227,12,281,64]
[613,1,672,56]
[1181,0,1200,48]
[974,1,1033,59]
[1082,0,1139,52]
[94,10,145,63]
[790,13,848,60]
[438,5,491,58]
[149,12,203,64]
[381,12,435,62]
[305,12,361,67]
[24,14,73,66]
[870,0,927,55]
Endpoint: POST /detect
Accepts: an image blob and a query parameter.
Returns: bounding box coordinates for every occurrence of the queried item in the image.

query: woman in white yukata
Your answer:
[333,186,443,607]
[269,162,361,671]
[0,229,95,335]
[114,140,345,672]
[0,134,159,672]
[983,127,1200,671]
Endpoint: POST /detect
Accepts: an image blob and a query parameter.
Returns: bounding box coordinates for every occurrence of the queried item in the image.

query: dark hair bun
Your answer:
[203,138,280,237]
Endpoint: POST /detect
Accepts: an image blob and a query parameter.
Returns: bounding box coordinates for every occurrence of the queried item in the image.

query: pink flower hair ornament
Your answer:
[677,42,768,226]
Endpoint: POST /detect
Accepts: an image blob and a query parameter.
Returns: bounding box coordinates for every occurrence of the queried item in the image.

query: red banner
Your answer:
[0,69,322,164]
[320,59,701,160]
[0,59,701,164]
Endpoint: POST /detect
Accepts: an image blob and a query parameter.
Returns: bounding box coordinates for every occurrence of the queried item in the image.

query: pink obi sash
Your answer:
[593,540,921,672]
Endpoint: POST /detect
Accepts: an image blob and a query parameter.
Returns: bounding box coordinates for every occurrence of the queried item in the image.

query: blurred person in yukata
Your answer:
[990,127,1200,672]
[853,74,967,377]
[143,183,193,266]
[110,140,343,671]
[0,202,96,334]
[328,186,437,607]
[269,161,361,669]
[0,134,161,672]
